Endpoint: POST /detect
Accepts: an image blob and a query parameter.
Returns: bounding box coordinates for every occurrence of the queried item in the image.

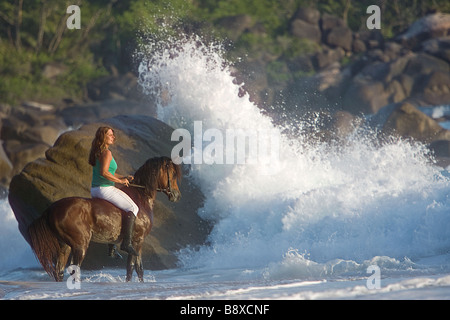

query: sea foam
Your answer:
[137,35,450,280]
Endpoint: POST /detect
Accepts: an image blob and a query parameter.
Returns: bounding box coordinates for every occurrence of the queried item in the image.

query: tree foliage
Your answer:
[0,0,448,105]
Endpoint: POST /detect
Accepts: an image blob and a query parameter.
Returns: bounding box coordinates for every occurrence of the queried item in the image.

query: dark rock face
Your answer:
[8,115,209,270]
[383,102,450,143]
[0,99,155,190]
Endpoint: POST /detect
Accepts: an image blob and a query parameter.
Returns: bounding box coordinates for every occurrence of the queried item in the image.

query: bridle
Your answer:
[129,164,174,196]
[156,164,173,194]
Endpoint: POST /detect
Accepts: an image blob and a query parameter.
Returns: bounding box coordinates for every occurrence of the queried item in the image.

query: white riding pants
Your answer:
[91,186,139,216]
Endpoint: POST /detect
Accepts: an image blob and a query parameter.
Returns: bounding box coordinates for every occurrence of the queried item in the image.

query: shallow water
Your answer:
[2,34,450,300]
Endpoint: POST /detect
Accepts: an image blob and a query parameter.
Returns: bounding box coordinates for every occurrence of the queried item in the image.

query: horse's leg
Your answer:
[70,245,88,269]
[135,253,144,282]
[126,254,136,282]
[133,242,144,282]
[55,243,71,282]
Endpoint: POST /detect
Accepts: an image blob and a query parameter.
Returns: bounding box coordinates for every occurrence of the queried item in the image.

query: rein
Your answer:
[128,183,145,189]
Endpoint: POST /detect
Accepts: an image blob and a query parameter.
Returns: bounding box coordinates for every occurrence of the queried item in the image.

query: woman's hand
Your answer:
[121,178,130,187]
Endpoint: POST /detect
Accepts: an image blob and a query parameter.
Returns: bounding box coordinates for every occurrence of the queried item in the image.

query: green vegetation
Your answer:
[1,0,448,106]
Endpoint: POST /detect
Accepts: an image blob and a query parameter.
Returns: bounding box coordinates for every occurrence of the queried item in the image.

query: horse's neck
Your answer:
[122,187,155,212]
[144,197,155,211]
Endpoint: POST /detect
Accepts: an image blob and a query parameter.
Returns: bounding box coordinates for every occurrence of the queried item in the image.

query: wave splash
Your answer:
[137,34,450,280]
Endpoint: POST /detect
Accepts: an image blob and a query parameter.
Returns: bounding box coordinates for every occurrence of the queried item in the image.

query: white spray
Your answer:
[137,35,450,279]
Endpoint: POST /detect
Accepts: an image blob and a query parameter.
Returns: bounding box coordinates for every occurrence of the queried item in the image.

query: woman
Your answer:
[88,126,139,256]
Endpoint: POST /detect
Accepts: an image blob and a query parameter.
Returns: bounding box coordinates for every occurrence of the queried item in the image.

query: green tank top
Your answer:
[91,156,117,187]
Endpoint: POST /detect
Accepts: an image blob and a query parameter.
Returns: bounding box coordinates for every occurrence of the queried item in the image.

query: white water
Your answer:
[2,35,450,300]
[138,35,450,277]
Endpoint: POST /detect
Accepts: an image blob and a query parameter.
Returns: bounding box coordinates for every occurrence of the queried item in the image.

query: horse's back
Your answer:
[48,196,123,245]
[90,198,123,243]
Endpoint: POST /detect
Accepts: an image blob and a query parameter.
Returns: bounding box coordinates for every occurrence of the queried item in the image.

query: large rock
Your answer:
[325,26,353,51]
[289,7,321,43]
[321,13,346,31]
[290,18,321,43]
[8,115,209,270]
[341,48,450,115]
[57,99,156,127]
[314,47,345,69]
[422,36,450,63]
[383,102,450,143]
[343,78,390,114]
[1,105,67,185]
[87,72,146,102]
[0,141,12,187]
[217,14,253,41]
[293,7,320,25]
[1,106,66,145]
[397,13,450,48]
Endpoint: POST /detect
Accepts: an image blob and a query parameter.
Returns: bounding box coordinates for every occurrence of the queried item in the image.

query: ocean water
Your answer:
[2,35,450,300]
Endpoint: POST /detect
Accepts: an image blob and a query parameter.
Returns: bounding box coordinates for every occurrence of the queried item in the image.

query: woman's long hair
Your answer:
[88,126,114,166]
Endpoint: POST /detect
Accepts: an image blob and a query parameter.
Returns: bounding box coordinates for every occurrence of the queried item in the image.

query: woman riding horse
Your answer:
[88,126,139,256]
[27,128,182,282]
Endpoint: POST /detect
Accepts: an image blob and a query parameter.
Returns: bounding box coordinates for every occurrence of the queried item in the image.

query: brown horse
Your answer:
[27,156,181,282]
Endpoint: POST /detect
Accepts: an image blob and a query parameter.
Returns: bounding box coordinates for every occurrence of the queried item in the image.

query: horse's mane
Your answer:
[133,156,181,198]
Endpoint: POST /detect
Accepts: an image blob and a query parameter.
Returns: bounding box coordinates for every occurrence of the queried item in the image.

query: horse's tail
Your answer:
[28,209,61,281]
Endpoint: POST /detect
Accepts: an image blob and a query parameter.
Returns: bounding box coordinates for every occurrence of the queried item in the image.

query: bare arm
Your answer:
[99,150,130,186]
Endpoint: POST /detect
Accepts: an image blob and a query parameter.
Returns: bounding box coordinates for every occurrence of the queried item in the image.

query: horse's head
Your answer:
[157,157,182,202]
[134,156,182,202]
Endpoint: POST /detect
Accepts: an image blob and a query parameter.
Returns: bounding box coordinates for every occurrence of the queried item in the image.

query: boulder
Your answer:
[314,47,345,69]
[356,29,384,50]
[343,78,389,114]
[293,7,320,25]
[384,53,413,82]
[1,106,66,145]
[383,102,450,143]
[1,106,67,183]
[421,36,450,63]
[340,47,450,115]
[330,111,363,139]
[310,61,351,102]
[397,13,450,48]
[3,140,49,177]
[422,70,450,97]
[404,52,449,76]
[8,115,209,270]
[325,26,353,51]
[289,7,322,43]
[290,18,321,43]
[321,13,346,32]
[217,14,253,41]
[87,72,145,102]
[352,38,366,53]
[0,141,12,186]
[57,99,156,127]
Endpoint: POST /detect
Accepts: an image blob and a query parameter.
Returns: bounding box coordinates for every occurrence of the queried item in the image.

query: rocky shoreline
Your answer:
[0,96,156,192]
[2,12,450,194]
[1,9,450,271]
